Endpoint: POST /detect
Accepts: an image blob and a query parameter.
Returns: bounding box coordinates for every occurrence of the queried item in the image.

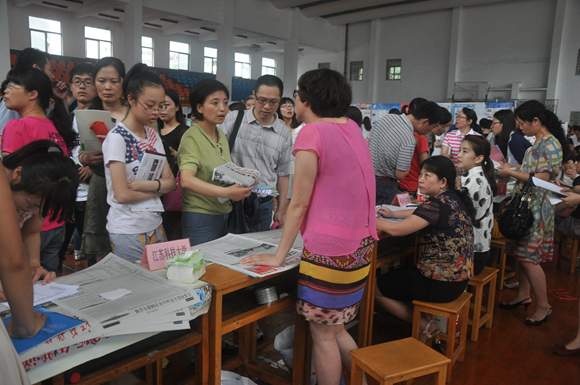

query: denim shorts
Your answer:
[109,225,167,263]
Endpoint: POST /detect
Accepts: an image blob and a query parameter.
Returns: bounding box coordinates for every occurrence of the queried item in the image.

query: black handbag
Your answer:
[498,173,534,239]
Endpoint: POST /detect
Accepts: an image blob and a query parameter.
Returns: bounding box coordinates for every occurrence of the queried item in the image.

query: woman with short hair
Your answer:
[240,68,378,385]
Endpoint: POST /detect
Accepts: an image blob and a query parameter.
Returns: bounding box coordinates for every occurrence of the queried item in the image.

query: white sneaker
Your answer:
[74,250,85,261]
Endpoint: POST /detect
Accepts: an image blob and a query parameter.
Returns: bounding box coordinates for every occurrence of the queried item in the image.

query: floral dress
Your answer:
[508,135,562,264]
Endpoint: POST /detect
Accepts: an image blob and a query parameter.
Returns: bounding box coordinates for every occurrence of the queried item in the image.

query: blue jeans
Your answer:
[40,225,66,272]
[375,178,399,206]
[255,198,274,232]
[182,211,229,246]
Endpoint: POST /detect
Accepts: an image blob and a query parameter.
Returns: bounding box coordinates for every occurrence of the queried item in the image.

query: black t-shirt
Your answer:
[160,123,189,176]
[570,176,580,219]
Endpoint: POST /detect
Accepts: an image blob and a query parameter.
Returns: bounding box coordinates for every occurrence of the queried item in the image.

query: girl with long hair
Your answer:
[457,135,497,275]
[102,64,176,262]
[491,109,531,165]
[158,88,188,177]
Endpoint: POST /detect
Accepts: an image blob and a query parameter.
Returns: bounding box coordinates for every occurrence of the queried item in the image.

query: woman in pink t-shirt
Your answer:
[1,67,76,273]
[241,69,378,385]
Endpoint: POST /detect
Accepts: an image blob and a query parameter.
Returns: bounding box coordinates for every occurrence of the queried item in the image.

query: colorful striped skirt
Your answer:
[296,237,374,325]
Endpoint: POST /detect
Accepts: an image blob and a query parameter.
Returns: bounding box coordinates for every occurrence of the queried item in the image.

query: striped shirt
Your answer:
[442,128,482,163]
[369,114,415,178]
[219,108,294,187]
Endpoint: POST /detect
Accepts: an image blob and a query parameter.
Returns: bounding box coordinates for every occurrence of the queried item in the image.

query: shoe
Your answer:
[420,320,440,344]
[525,307,552,326]
[74,250,85,261]
[499,297,532,310]
[503,281,519,289]
[553,344,580,356]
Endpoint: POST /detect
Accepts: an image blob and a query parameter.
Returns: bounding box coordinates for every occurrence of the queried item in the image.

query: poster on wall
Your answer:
[449,102,487,124]
[371,103,401,126]
[356,104,373,121]
[482,102,515,120]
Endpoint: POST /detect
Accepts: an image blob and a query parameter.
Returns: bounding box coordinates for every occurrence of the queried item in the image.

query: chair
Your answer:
[412,292,472,382]
[350,337,450,385]
[556,232,579,274]
[467,267,498,342]
[490,238,515,290]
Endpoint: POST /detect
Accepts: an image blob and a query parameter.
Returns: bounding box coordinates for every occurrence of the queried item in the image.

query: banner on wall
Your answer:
[482,102,515,120]
[370,103,401,126]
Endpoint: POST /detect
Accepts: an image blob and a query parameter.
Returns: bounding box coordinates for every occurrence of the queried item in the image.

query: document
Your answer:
[131,150,167,212]
[75,109,113,153]
[196,233,302,277]
[532,176,566,204]
[0,282,78,308]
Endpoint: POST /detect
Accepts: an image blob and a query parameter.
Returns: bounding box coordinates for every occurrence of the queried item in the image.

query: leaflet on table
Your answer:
[2,306,84,355]
[75,109,113,153]
[374,204,412,222]
[0,281,78,308]
[243,228,304,250]
[195,233,302,278]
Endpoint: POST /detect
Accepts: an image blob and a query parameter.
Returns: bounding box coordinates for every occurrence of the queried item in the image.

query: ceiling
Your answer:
[13,0,515,51]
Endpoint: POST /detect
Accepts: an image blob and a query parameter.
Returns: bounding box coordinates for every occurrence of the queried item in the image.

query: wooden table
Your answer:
[202,263,310,385]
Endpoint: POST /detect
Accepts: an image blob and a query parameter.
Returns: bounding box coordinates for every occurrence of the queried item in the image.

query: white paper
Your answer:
[196,232,302,278]
[548,193,563,205]
[135,151,166,181]
[532,177,567,197]
[75,109,113,153]
[130,196,164,212]
[212,162,260,188]
[0,282,78,308]
[99,288,132,301]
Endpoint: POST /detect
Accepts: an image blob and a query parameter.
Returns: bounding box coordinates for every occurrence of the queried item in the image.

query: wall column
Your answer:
[124,0,143,69]
[366,19,381,103]
[546,0,567,100]
[282,8,300,97]
[446,7,461,100]
[0,0,10,75]
[217,0,235,93]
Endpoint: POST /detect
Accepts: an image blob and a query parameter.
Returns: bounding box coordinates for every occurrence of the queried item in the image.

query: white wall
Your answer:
[555,0,580,123]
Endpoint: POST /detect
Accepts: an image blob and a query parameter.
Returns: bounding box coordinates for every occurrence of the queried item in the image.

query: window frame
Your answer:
[234,53,251,79]
[349,61,364,81]
[169,41,190,71]
[84,26,112,60]
[29,16,62,55]
[204,47,217,74]
[386,59,402,81]
[142,36,154,67]
[261,57,276,76]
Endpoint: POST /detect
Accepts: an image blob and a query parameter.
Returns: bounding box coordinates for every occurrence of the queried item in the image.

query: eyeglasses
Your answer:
[71,78,94,87]
[6,83,23,90]
[136,98,163,114]
[293,90,299,99]
[456,115,467,120]
[280,104,295,109]
[490,121,501,126]
[255,96,280,107]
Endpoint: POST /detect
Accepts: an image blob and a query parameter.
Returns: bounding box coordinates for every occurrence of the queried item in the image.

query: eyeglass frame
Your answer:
[135,98,166,114]
[490,121,502,126]
[280,104,295,109]
[293,90,299,99]
[5,83,23,90]
[255,96,280,107]
[71,78,94,87]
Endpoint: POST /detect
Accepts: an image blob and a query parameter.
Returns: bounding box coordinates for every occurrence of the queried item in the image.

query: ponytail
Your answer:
[462,135,498,196]
[48,94,75,151]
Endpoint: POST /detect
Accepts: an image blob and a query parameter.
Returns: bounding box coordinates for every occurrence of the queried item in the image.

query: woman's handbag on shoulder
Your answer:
[498,173,534,239]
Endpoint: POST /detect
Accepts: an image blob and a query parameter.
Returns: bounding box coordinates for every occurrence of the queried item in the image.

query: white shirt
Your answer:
[461,166,493,253]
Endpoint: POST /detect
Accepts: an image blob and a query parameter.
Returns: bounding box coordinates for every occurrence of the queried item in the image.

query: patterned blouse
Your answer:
[412,190,474,282]
[461,166,493,253]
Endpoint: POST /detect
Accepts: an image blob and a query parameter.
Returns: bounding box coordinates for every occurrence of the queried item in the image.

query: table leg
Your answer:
[293,312,309,385]
[238,320,257,374]
[195,313,209,385]
[358,239,378,348]
[209,291,224,385]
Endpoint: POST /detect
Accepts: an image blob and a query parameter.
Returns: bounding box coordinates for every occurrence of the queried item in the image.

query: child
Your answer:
[102,64,176,262]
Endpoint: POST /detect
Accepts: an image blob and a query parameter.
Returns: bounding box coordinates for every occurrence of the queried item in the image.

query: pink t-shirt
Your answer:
[2,116,70,231]
[293,119,378,256]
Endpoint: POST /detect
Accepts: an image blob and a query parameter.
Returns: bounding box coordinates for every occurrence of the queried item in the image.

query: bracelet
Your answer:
[154,179,161,193]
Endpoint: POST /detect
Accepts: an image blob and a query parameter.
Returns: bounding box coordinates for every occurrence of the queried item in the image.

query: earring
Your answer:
[120,94,125,100]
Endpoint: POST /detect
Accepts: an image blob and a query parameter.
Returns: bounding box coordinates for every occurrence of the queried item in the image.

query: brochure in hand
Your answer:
[75,109,114,153]
[131,150,167,212]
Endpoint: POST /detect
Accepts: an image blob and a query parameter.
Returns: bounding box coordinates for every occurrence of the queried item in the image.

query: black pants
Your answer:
[58,201,86,260]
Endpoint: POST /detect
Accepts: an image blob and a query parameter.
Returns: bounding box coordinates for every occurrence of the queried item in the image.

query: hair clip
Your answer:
[47,146,60,153]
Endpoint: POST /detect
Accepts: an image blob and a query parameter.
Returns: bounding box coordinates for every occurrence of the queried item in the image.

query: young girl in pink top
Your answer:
[1,67,76,273]
[241,69,378,385]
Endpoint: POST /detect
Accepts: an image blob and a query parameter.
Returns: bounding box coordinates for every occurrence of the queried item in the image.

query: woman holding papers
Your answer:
[491,109,531,165]
[102,64,175,262]
[497,100,566,325]
[178,79,253,246]
[240,69,378,385]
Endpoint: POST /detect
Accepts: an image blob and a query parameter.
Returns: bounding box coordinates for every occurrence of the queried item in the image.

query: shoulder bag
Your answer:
[498,173,534,239]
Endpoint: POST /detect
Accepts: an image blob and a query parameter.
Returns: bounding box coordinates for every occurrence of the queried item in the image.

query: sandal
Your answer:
[420,320,440,344]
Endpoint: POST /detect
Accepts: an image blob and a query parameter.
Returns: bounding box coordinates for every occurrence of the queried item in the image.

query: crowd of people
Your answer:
[1,46,580,385]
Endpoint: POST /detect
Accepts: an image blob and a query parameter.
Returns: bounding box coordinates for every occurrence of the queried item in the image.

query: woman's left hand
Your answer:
[31,266,56,285]
[127,179,153,192]
[240,253,284,267]
[496,163,513,177]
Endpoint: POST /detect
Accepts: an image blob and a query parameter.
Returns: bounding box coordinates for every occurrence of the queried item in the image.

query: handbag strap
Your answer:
[228,110,245,153]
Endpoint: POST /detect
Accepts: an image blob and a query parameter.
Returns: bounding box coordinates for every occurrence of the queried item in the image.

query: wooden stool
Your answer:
[350,337,450,385]
[467,267,498,342]
[412,292,472,383]
[556,233,579,274]
[490,238,515,290]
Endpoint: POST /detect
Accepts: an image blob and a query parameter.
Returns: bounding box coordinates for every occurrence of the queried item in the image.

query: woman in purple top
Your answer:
[240,69,378,385]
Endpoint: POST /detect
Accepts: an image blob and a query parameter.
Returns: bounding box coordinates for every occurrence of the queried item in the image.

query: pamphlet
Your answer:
[131,150,167,212]
[75,109,113,153]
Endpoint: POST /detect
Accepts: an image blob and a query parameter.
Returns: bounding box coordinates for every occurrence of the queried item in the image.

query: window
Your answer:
[350,61,363,81]
[571,111,580,126]
[386,59,402,80]
[235,53,251,79]
[142,37,153,66]
[262,58,276,76]
[204,47,217,74]
[169,41,189,70]
[85,26,112,59]
[318,62,330,69]
[29,16,62,55]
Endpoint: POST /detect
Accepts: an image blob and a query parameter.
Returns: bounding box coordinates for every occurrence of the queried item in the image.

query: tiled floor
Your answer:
[58,251,580,385]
